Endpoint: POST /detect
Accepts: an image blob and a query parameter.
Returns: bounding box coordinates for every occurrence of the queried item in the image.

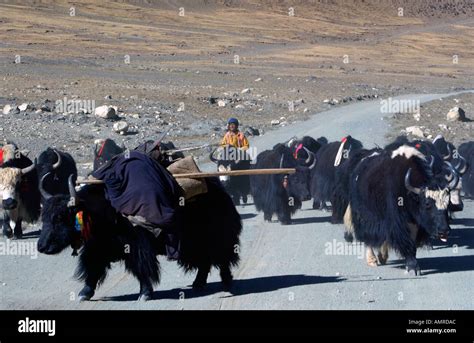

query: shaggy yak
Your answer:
[37,161,242,301]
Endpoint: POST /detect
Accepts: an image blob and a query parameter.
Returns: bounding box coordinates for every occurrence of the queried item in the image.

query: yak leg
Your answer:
[263,211,273,222]
[366,246,378,267]
[124,236,159,302]
[77,243,110,301]
[377,242,389,265]
[277,199,292,225]
[405,223,420,275]
[137,279,154,302]
[192,263,211,290]
[312,199,324,210]
[231,191,241,206]
[13,219,23,239]
[2,212,13,238]
[277,209,291,225]
[219,264,233,291]
[343,205,354,243]
[241,194,248,204]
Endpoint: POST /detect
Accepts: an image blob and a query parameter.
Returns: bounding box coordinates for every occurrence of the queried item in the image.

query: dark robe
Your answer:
[92,151,183,259]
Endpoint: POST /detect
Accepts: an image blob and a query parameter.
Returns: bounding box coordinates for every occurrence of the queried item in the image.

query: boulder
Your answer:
[95,105,117,119]
[447,106,467,122]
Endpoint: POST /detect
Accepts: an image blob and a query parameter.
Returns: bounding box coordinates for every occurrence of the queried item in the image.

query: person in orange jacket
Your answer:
[220,117,249,150]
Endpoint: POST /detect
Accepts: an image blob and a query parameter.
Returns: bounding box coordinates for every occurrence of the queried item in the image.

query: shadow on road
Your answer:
[450,218,474,227]
[290,216,332,225]
[98,274,344,302]
[384,254,474,275]
[431,227,474,250]
[22,230,41,239]
[240,213,258,220]
[417,254,474,275]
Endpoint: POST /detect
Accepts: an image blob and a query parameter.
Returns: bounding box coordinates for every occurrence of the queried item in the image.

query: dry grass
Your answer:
[1,1,472,81]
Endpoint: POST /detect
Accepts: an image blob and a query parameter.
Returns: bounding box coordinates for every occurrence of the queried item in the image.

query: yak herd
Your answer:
[1,132,473,300]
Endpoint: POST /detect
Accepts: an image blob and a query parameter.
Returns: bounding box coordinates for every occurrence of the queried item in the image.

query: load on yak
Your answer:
[38,138,243,301]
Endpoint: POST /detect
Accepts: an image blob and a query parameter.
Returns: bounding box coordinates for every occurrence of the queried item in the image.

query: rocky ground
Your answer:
[388,92,474,146]
[0,0,473,174]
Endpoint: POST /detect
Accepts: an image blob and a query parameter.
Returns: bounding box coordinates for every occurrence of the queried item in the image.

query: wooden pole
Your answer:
[77,168,296,184]
[173,168,296,179]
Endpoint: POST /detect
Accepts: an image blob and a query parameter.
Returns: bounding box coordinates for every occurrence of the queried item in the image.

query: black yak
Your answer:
[388,136,466,213]
[0,144,40,239]
[37,171,242,301]
[310,135,363,210]
[93,138,185,171]
[331,148,382,225]
[250,143,314,225]
[345,145,457,274]
[459,141,474,198]
[37,148,78,202]
[209,145,251,205]
[287,136,326,167]
[93,138,125,171]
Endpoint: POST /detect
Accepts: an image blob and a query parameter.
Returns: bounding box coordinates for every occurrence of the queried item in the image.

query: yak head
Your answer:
[210,146,250,184]
[37,174,79,254]
[93,138,125,171]
[405,165,458,242]
[280,154,314,202]
[0,163,36,210]
[287,166,312,201]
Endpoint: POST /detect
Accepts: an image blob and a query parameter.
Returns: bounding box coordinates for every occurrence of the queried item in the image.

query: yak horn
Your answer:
[209,148,219,164]
[446,163,460,190]
[428,155,435,170]
[21,159,36,175]
[68,175,77,207]
[52,149,62,170]
[303,147,317,169]
[39,172,53,201]
[443,145,452,161]
[455,156,467,175]
[405,168,421,195]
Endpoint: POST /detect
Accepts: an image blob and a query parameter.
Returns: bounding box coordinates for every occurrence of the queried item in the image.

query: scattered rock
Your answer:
[406,126,425,138]
[241,88,251,94]
[254,78,262,82]
[18,103,31,112]
[40,101,54,112]
[217,100,227,107]
[438,124,449,131]
[447,106,467,122]
[104,95,112,100]
[245,127,260,136]
[113,121,129,134]
[203,96,218,105]
[235,104,245,109]
[2,104,13,115]
[271,119,280,126]
[95,105,117,119]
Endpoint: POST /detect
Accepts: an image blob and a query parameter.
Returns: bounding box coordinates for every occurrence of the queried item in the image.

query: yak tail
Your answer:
[343,204,354,233]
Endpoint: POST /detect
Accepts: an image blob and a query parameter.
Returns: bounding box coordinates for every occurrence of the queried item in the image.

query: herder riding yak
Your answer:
[37,144,242,301]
